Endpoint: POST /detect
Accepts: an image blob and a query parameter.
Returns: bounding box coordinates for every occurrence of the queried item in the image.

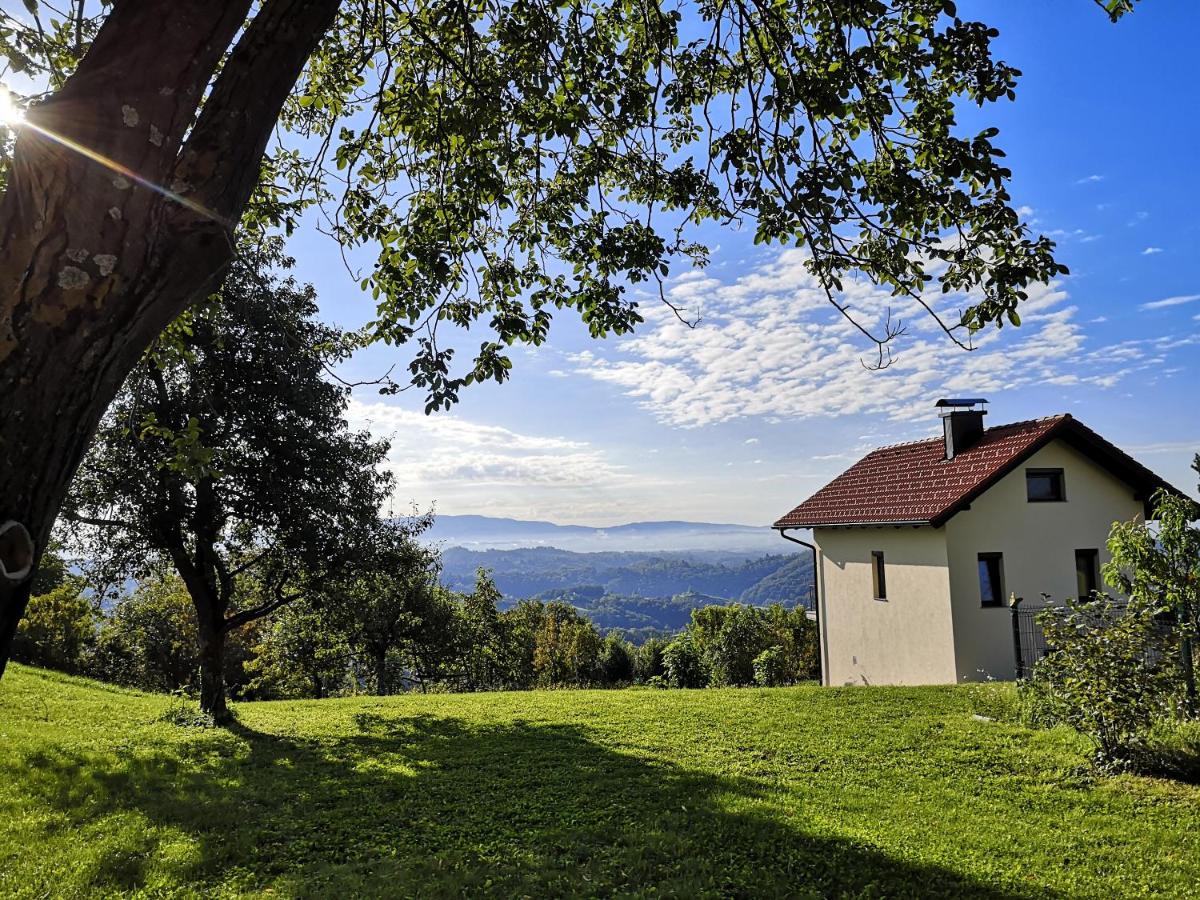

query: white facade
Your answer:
[813,438,1144,686]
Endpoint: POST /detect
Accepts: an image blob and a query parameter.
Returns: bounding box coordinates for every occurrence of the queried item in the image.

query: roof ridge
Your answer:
[865,413,1070,454]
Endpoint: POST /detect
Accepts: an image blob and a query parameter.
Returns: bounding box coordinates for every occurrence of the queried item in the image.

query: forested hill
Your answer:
[439,547,814,619]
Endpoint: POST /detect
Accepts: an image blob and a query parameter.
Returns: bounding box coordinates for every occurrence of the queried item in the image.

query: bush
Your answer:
[635,637,666,683]
[663,633,708,688]
[599,634,635,685]
[708,605,772,686]
[12,581,97,674]
[752,646,787,687]
[1021,594,1177,768]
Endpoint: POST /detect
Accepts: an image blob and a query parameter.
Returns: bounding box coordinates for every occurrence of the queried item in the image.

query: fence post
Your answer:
[1182,634,1197,718]
[1009,593,1024,680]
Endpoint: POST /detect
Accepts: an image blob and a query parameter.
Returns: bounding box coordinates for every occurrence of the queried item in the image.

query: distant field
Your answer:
[2,665,1198,898]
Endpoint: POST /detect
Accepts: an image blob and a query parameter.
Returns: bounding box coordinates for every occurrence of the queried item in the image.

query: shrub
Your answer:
[709,605,772,686]
[752,646,787,687]
[635,637,666,683]
[11,580,96,674]
[599,634,635,685]
[1021,594,1177,768]
[663,633,708,688]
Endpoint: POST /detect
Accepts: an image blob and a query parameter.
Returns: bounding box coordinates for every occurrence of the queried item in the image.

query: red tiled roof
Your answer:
[772,414,1174,529]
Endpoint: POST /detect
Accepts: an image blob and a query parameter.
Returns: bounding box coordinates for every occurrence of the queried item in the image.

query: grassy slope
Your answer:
[1,665,1198,899]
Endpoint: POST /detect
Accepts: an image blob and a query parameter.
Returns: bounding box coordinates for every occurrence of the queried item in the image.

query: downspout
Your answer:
[777,527,828,686]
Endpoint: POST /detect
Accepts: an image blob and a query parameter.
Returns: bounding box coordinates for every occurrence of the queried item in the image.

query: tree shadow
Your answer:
[7,708,1057,898]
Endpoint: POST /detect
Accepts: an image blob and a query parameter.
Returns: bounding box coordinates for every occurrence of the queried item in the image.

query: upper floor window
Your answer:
[1026,468,1065,502]
[871,550,887,600]
[1075,548,1100,597]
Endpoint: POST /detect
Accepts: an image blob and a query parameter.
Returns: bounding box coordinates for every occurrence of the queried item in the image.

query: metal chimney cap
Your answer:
[935,398,988,408]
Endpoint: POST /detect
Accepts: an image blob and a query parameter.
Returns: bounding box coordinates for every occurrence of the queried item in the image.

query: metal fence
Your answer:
[1010,604,1053,679]
[1010,601,1179,680]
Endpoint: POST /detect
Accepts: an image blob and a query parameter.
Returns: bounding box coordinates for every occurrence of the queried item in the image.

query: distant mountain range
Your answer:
[422,514,790,554]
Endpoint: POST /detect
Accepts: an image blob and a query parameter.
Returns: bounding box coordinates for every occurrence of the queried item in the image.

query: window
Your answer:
[1075,548,1099,598]
[978,553,1004,607]
[1026,468,1065,502]
[871,550,887,600]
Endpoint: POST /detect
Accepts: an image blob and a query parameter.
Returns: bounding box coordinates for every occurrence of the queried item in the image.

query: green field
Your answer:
[1,665,1197,898]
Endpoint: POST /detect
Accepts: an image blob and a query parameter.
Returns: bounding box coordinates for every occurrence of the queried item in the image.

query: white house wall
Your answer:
[943,439,1144,681]
[813,526,957,686]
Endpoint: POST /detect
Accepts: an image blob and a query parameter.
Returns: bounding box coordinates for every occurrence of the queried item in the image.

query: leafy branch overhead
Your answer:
[265,0,1077,405]
[1,2,1098,408]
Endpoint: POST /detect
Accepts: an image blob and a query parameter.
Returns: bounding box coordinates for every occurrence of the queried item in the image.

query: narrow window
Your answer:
[871,550,887,600]
[978,553,1004,607]
[1075,548,1099,597]
[1026,468,1065,502]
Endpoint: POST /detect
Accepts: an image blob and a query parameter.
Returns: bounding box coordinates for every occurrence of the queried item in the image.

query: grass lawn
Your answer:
[2,665,1198,898]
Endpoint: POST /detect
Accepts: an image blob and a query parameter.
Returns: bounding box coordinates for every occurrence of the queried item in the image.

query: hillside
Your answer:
[439,547,814,611]
[423,514,787,553]
[2,665,1199,898]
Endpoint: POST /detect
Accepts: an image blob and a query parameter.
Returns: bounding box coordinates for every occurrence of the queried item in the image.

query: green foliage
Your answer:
[66,242,393,712]
[279,0,1079,407]
[663,632,708,688]
[246,603,351,700]
[11,579,96,674]
[459,569,508,691]
[752,646,787,688]
[707,605,773,686]
[634,637,667,682]
[678,603,820,688]
[598,634,635,685]
[533,602,602,687]
[90,576,201,694]
[1022,595,1178,768]
[4,665,1200,897]
[1104,487,1200,644]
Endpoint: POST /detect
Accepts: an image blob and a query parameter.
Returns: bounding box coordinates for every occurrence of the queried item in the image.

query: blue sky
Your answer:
[289,1,1200,525]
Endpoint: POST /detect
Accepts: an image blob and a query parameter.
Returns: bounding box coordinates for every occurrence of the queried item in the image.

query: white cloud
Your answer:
[1142,247,1164,255]
[743,437,759,445]
[1140,294,1200,311]
[345,398,655,520]
[564,248,1164,429]
[1075,174,1105,184]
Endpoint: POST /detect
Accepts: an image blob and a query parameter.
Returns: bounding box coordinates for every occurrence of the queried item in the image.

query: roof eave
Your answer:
[773,519,933,530]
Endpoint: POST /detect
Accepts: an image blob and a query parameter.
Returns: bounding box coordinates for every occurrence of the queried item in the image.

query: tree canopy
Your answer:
[65,243,392,715]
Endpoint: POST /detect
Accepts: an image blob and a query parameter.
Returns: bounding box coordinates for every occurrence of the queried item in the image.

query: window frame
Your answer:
[1025,467,1066,503]
[871,550,887,601]
[978,552,1005,608]
[1075,548,1100,598]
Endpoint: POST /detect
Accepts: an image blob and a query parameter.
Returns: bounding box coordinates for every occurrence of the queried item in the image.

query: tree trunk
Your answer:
[0,0,341,678]
[374,647,390,696]
[198,624,229,720]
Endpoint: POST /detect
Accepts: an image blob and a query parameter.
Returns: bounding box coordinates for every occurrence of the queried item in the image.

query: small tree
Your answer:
[663,632,708,689]
[67,245,391,718]
[246,602,351,700]
[11,579,96,674]
[1025,594,1177,768]
[1104,477,1200,715]
[533,602,602,687]
[635,637,667,683]
[460,570,507,691]
[598,634,636,686]
[92,574,200,693]
[708,605,773,687]
[323,522,440,696]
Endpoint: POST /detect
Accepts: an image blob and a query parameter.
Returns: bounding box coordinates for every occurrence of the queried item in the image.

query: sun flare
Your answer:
[0,88,26,127]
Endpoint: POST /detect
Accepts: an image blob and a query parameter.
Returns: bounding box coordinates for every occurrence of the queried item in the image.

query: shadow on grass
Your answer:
[8,708,1056,898]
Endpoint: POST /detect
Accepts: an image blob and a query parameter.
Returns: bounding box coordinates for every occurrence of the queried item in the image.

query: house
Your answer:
[773,399,1183,686]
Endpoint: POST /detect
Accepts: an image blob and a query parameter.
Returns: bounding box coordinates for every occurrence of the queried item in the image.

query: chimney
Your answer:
[936,398,987,460]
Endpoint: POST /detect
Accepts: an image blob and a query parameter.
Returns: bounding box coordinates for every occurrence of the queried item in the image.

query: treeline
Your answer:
[439,547,814,607]
[13,562,819,698]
